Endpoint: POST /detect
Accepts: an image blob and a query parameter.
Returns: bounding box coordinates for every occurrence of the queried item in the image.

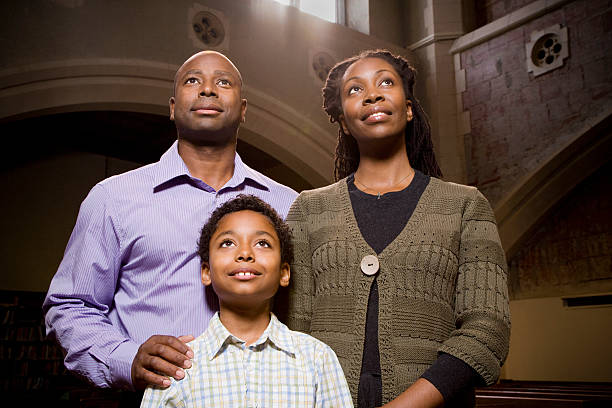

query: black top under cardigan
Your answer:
[347,171,482,408]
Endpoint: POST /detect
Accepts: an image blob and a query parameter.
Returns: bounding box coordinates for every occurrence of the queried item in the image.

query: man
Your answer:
[43,51,298,392]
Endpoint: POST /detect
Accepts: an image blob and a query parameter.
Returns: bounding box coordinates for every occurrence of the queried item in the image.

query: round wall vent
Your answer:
[526,24,569,77]
[187,5,229,50]
[531,34,563,67]
[311,51,335,82]
[192,11,225,47]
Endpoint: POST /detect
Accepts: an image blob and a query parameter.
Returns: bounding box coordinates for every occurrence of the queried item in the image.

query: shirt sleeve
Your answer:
[140,379,188,408]
[43,183,138,389]
[315,343,354,408]
[283,193,315,332]
[439,187,511,385]
[421,352,482,403]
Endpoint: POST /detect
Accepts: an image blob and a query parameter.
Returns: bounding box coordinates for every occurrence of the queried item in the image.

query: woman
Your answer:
[284,50,510,407]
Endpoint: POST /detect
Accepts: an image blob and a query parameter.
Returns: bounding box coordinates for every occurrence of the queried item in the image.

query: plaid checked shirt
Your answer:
[141,313,353,408]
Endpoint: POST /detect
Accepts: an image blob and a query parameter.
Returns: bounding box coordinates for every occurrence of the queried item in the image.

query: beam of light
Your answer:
[272,0,337,23]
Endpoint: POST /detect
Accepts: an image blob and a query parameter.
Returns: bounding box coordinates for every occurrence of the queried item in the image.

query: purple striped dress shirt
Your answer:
[43,141,298,389]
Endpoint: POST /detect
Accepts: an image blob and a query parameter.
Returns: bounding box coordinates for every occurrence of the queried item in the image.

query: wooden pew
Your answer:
[476,380,612,407]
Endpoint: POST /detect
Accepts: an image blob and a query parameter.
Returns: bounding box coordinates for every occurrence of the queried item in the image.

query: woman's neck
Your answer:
[354,140,415,195]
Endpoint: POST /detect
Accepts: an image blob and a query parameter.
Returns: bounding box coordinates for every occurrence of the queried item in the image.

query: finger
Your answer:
[142,339,193,375]
[147,334,191,351]
[135,367,173,389]
[178,334,195,343]
[144,336,193,365]
[141,355,187,381]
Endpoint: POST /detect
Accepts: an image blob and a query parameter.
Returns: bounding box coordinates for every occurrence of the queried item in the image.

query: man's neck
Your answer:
[218,302,272,346]
[177,138,236,191]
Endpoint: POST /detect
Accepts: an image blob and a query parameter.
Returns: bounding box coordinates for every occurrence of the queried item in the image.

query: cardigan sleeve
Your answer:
[439,187,511,386]
[284,192,315,333]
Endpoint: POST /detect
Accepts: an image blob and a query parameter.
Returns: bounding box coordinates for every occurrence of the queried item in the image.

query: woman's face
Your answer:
[339,57,412,145]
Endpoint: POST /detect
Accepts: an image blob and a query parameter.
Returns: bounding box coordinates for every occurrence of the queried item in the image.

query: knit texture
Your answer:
[284,177,511,405]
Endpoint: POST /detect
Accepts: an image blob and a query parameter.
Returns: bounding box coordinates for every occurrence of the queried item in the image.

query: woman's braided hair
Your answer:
[322,49,442,181]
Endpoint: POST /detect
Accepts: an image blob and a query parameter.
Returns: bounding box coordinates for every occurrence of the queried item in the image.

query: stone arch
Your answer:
[0,58,333,188]
[495,110,612,260]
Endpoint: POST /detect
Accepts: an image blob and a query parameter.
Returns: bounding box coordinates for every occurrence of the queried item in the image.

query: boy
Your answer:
[141,195,353,407]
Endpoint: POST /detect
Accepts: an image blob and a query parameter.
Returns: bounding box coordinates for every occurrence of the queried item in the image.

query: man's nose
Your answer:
[199,83,217,97]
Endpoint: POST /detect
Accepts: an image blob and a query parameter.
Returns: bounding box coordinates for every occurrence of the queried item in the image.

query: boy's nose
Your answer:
[236,251,254,262]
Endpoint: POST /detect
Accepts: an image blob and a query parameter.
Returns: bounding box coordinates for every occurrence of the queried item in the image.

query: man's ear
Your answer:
[338,115,349,135]
[406,100,413,122]
[279,263,290,287]
[240,98,247,123]
[169,96,176,121]
[201,263,212,286]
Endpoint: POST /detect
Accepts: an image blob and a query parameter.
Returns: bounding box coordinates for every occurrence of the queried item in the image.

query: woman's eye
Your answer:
[255,240,271,248]
[220,240,235,248]
[381,79,393,86]
[348,86,361,95]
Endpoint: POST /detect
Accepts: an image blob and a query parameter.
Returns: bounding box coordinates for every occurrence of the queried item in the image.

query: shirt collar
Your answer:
[206,312,295,360]
[152,140,270,192]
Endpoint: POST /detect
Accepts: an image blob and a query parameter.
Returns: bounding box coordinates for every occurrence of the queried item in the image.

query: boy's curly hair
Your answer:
[197,194,293,266]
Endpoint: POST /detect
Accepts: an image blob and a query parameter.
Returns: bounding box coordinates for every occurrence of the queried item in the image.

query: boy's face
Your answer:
[201,210,290,308]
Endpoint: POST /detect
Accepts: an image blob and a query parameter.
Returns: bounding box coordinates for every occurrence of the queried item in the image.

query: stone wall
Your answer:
[508,161,612,299]
[475,0,539,26]
[460,0,612,205]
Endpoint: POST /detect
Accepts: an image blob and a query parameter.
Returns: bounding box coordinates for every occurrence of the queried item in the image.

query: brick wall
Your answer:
[476,0,539,26]
[461,0,612,205]
[508,161,612,299]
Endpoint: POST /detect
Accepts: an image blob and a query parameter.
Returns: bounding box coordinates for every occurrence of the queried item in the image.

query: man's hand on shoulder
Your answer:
[131,334,195,391]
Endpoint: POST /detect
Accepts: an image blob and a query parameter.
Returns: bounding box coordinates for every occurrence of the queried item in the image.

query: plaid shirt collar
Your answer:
[206,312,295,360]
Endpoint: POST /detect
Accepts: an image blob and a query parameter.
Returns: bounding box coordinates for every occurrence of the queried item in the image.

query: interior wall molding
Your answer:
[450,0,573,55]
[407,32,464,51]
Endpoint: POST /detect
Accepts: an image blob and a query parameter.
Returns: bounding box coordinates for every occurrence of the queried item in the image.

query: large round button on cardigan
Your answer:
[360,255,379,276]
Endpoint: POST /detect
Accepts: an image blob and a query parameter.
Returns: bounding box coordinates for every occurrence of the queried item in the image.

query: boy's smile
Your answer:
[201,210,290,308]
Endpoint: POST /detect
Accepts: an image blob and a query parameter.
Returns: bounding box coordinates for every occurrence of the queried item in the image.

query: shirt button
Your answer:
[361,255,379,276]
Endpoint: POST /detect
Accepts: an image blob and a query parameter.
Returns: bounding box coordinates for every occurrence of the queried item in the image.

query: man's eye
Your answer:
[217,79,231,86]
[220,240,235,248]
[255,240,271,248]
[185,77,198,84]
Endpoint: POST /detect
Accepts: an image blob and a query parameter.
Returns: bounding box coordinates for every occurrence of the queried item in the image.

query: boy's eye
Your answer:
[255,240,271,248]
[220,240,235,248]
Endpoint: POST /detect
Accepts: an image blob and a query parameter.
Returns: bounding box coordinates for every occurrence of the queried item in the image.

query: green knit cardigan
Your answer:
[284,177,511,405]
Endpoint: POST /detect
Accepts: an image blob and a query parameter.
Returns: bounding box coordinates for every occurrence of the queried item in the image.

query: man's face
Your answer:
[201,210,290,309]
[170,52,247,144]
